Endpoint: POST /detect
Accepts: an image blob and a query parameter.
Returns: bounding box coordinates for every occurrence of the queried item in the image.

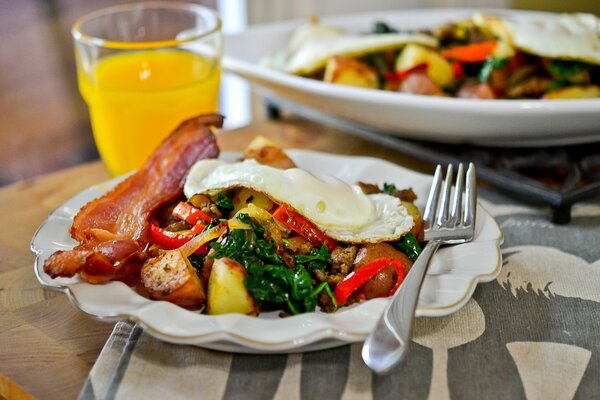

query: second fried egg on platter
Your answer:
[474,12,600,64]
[183,159,413,243]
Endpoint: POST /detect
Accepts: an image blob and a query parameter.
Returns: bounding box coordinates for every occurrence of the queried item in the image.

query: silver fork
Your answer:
[362,163,477,374]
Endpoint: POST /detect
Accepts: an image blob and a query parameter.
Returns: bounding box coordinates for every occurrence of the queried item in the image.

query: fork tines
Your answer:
[423,163,476,236]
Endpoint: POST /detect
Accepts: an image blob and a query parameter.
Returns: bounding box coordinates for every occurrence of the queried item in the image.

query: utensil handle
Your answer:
[362,240,441,374]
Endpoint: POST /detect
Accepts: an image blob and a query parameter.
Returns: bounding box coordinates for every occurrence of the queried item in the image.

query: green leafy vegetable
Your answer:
[244,263,320,315]
[255,237,285,265]
[294,245,330,270]
[211,229,256,268]
[187,254,205,271]
[383,182,397,194]
[547,60,590,78]
[289,265,315,311]
[479,57,508,83]
[245,263,291,304]
[546,80,572,93]
[311,282,338,312]
[202,221,218,232]
[215,192,234,214]
[364,52,390,83]
[373,21,397,34]
[212,213,326,315]
[236,213,266,238]
[392,233,422,261]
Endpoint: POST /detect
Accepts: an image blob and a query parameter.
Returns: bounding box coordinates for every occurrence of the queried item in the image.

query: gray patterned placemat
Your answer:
[79,192,600,400]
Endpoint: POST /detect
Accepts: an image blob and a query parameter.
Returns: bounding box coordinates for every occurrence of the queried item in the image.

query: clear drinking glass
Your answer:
[73,2,222,175]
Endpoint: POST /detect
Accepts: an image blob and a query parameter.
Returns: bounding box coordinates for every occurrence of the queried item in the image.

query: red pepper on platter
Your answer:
[190,223,207,234]
[452,61,465,80]
[385,62,429,83]
[334,257,407,305]
[149,222,209,255]
[441,40,497,63]
[272,204,338,252]
[172,201,213,225]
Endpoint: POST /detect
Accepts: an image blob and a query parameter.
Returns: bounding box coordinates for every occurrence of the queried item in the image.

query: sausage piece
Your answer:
[353,243,413,299]
[141,249,206,307]
[457,81,495,99]
[400,72,445,96]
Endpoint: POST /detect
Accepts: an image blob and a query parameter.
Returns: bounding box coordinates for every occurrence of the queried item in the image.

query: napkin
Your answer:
[80,190,600,400]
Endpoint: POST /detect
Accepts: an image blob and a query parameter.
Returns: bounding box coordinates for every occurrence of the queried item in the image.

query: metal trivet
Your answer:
[265,101,600,224]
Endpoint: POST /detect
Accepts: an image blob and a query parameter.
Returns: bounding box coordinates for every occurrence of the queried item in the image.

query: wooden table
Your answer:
[0,117,433,400]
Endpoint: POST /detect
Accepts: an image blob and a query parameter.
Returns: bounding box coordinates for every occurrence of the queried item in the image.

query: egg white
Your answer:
[474,12,600,64]
[264,22,438,75]
[184,159,413,243]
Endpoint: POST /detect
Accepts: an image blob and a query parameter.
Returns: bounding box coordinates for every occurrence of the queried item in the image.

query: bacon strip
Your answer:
[44,114,223,281]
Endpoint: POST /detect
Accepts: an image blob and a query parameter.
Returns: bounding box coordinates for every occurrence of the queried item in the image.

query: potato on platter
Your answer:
[141,249,206,307]
[324,56,379,89]
[245,135,277,151]
[401,200,424,241]
[207,257,259,316]
[243,136,297,169]
[231,188,274,215]
[396,44,454,88]
[543,85,600,99]
[492,40,515,60]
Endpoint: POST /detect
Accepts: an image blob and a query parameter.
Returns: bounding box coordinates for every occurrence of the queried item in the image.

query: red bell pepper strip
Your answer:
[172,201,213,225]
[386,62,428,83]
[441,41,497,63]
[149,222,209,255]
[334,257,407,305]
[190,223,207,235]
[272,204,338,252]
[150,223,191,248]
[451,61,464,80]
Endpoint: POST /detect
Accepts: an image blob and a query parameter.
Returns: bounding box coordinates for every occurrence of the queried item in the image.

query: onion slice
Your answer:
[179,223,227,258]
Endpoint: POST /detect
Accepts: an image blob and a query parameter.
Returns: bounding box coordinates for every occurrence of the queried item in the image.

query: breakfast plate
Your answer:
[222,8,600,146]
[32,150,503,353]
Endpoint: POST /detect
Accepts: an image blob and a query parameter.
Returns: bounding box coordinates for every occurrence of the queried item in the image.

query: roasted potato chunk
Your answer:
[396,44,454,88]
[324,56,378,89]
[141,250,205,307]
[244,136,296,169]
[231,188,274,215]
[402,201,424,241]
[492,40,515,60]
[543,85,600,100]
[207,258,259,315]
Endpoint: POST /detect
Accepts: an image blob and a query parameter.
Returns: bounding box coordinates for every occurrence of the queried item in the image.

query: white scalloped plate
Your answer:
[32,150,503,353]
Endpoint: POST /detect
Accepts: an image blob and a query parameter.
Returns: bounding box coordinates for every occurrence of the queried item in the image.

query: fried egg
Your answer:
[474,12,600,64]
[266,21,438,75]
[183,159,413,243]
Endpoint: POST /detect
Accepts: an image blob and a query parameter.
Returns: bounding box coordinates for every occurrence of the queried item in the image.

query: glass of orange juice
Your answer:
[72,2,222,176]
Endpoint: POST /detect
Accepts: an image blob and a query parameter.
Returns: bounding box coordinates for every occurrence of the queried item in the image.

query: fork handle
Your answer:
[361,239,441,374]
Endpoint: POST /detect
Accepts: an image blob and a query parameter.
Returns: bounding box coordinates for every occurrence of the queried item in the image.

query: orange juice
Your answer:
[78,50,220,175]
